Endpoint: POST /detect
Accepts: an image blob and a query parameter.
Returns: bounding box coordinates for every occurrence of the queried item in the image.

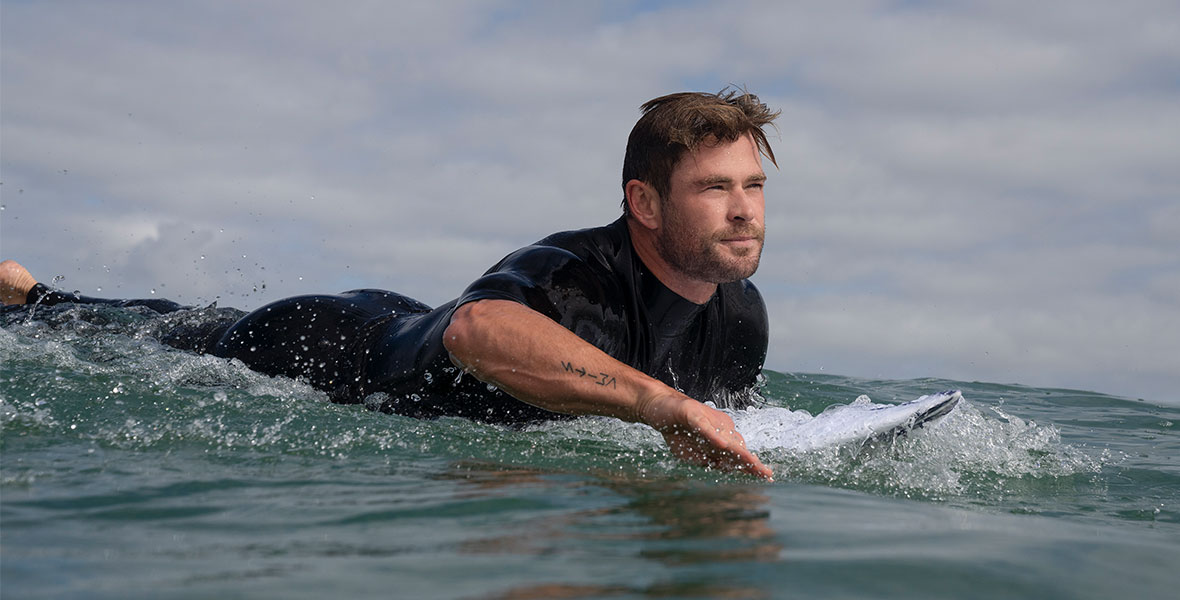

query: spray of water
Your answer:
[2,303,1104,500]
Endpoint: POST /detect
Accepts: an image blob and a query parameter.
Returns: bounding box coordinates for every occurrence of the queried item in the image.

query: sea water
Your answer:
[2,303,1177,599]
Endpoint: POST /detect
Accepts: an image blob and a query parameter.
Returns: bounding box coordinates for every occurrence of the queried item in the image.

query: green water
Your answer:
[2,304,1177,599]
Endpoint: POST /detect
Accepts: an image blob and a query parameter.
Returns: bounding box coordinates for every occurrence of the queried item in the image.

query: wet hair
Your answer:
[621,87,779,215]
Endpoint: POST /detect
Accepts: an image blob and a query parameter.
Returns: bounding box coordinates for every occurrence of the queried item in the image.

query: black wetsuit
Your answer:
[21,218,769,423]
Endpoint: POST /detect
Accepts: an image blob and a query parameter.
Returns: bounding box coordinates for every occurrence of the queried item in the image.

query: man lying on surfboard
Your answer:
[2,89,779,479]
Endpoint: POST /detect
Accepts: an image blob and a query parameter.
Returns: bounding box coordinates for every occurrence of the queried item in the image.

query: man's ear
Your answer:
[625,179,661,230]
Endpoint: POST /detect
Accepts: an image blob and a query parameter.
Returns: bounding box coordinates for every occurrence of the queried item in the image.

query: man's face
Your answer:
[655,134,766,284]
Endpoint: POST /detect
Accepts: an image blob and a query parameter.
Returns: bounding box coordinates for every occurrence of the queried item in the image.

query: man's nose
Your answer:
[728,188,762,223]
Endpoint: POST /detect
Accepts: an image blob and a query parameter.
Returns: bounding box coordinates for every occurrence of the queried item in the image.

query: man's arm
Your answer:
[443,299,773,479]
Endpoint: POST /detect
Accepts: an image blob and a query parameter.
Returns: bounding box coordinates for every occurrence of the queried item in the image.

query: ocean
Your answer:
[2,302,1177,599]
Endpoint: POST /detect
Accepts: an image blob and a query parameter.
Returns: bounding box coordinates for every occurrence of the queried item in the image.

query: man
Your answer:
[1,89,778,479]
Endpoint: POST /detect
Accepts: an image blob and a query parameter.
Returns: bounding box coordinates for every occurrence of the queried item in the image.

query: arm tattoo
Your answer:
[561,360,617,389]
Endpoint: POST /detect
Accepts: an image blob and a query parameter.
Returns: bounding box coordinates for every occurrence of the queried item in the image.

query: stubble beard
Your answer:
[657,218,765,284]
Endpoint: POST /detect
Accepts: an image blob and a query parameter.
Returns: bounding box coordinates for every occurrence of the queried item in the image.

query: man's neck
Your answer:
[625,218,717,305]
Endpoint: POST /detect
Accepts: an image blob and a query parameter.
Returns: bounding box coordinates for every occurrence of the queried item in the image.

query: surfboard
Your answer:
[739,390,962,453]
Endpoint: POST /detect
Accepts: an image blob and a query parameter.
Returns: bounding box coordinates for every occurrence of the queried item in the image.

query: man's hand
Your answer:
[635,391,774,480]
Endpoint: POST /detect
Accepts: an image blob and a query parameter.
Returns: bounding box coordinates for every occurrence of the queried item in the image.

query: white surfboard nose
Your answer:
[738,390,963,453]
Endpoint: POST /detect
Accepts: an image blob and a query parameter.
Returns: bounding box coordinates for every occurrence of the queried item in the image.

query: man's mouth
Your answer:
[718,228,764,246]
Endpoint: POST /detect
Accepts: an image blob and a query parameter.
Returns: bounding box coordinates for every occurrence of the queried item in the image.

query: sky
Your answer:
[2,0,1177,405]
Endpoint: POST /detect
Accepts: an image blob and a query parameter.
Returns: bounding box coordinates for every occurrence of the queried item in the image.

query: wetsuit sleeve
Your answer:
[453,245,623,355]
[457,246,597,316]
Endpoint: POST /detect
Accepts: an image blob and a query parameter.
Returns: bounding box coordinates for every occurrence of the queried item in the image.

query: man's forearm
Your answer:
[443,299,677,422]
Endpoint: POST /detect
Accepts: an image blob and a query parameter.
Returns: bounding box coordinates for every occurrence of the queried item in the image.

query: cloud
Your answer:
[2,0,1177,404]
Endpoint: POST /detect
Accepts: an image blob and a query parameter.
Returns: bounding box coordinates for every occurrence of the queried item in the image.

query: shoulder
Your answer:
[720,278,767,318]
[716,278,769,350]
[530,218,630,265]
[484,218,630,281]
[457,219,631,315]
[711,278,769,398]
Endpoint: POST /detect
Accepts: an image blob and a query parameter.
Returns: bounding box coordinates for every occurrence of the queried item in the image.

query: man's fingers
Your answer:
[682,414,767,472]
[664,423,774,480]
[700,423,774,480]
[650,398,773,479]
[718,444,773,480]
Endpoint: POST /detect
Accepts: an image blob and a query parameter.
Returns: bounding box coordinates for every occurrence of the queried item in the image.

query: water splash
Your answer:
[2,303,1105,502]
[731,395,1102,499]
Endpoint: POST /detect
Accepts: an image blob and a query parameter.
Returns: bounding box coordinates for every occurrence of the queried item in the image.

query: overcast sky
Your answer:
[2,1,1177,405]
